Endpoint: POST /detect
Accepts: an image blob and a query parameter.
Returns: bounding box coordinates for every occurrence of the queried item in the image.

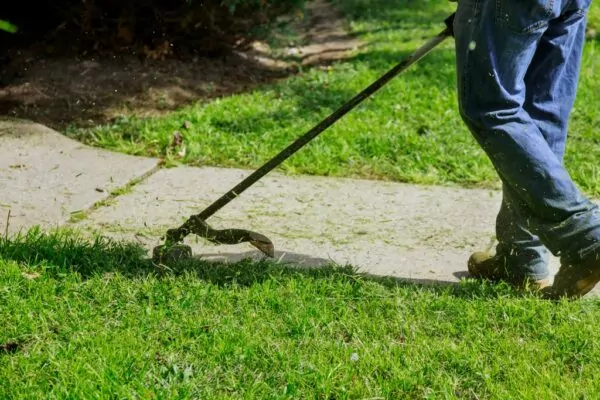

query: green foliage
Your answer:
[0,19,17,33]
[1,0,305,56]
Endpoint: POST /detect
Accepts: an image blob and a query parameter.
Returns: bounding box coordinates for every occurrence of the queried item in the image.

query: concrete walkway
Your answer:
[1,119,597,292]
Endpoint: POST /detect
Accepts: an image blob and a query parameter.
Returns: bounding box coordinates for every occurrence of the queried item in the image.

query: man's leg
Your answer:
[470,1,591,284]
[453,0,600,292]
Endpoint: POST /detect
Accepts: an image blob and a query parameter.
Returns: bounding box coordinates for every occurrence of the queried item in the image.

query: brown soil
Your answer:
[0,0,360,131]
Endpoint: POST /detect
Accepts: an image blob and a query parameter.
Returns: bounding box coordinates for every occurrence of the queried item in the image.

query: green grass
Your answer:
[65,0,600,196]
[2,229,600,399]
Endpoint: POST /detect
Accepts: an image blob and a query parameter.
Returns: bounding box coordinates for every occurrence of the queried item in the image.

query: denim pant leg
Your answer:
[453,0,600,265]
[496,185,551,280]
[493,1,591,279]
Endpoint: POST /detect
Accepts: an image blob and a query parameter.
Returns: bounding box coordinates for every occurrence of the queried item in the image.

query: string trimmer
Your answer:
[152,13,456,264]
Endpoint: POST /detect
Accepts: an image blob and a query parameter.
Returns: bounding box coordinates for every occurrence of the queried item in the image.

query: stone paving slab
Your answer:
[3,120,597,291]
[75,165,586,287]
[0,119,159,234]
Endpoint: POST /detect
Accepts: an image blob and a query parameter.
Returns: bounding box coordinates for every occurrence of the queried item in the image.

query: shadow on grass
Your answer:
[207,83,360,136]
[204,47,457,146]
[0,228,530,301]
[226,4,456,132]
[222,0,457,131]
[348,47,456,77]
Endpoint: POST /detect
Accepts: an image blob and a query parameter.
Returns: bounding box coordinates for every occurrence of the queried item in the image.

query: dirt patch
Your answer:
[0,0,360,131]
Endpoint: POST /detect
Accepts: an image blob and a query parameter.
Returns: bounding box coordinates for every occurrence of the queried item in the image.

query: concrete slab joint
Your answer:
[0,118,160,234]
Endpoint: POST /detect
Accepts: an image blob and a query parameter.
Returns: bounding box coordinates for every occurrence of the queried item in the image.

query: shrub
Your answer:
[0,0,305,58]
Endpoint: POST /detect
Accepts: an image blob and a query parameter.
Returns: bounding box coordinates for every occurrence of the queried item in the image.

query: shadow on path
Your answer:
[0,229,524,301]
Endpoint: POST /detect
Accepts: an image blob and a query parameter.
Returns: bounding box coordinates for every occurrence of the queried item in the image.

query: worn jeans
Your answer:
[453,0,600,279]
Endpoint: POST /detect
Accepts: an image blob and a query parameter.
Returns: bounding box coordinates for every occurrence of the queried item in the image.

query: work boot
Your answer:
[542,254,600,300]
[468,251,550,290]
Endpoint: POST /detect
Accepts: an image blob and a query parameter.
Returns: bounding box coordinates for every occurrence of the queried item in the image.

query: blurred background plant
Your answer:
[0,0,306,59]
[0,19,17,33]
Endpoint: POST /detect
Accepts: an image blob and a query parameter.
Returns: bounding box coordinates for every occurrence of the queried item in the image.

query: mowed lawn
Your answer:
[4,1,600,399]
[2,230,600,399]
[67,0,600,196]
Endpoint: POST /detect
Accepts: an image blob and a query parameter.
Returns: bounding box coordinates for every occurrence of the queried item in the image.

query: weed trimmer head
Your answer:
[152,243,193,264]
[152,13,456,265]
[152,215,274,264]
